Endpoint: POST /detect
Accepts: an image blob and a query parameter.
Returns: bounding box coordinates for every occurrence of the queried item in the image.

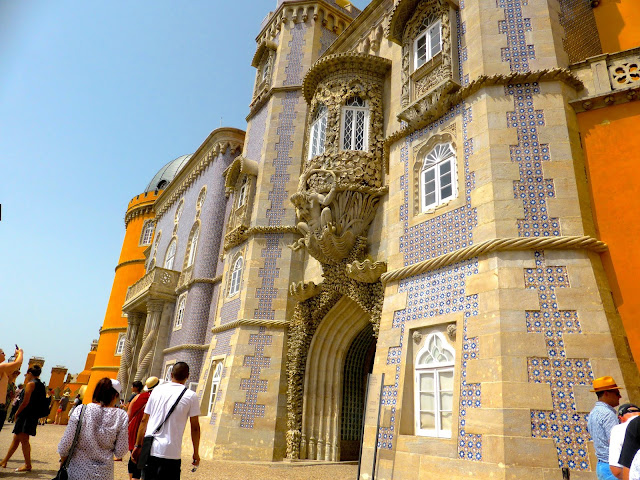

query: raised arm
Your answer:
[0,349,23,375]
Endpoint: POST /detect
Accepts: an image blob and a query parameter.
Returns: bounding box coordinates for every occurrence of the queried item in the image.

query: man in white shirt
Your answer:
[609,403,640,479]
[132,362,200,480]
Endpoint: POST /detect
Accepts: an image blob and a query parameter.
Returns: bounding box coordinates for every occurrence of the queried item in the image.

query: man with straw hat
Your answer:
[588,376,623,480]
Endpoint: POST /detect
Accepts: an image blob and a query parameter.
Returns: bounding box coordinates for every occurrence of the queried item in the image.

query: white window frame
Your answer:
[188,382,198,392]
[140,220,155,246]
[114,333,126,356]
[414,332,455,438]
[208,361,223,415]
[421,143,457,212]
[197,187,207,210]
[186,226,200,268]
[308,104,328,159]
[340,97,369,152]
[174,293,187,330]
[237,177,248,208]
[164,238,177,270]
[164,362,175,382]
[414,20,442,71]
[228,256,243,297]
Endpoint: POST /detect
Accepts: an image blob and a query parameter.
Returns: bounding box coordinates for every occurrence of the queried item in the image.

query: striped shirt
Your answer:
[587,401,619,462]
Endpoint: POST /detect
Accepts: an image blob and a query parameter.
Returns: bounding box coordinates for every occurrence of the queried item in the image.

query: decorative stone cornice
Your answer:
[211,318,288,335]
[302,52,392,103]
[381,235,608,284]
[385,69,585,163]
[247,86,301,121]
[114,258,146,272]
[255,0,358,46]
[386,0,459,45]
[163,344,209,355]
[251,40,278,68]
[91,366,120,371]
[99,327,127,335]
[175,275,222,295]
[155,128,245,218]
[224,225,300,252]
[124,204,153,227]
[571,86,640,113]
[223,156,260,195]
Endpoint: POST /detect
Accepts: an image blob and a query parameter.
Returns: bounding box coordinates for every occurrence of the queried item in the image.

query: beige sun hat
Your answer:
[144,376,160,392]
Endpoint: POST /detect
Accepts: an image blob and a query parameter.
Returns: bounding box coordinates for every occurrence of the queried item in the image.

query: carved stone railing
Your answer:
[571,46,640,112]
[123,267,179,311]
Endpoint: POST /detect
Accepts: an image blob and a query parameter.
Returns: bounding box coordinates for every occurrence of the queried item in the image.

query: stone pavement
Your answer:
[0,424,358,479]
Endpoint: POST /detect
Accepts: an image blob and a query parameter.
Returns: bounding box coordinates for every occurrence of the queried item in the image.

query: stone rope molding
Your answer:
[163,344,210,354]
[224,225,300,251]
[211,318,288,335]
[381,235,608,284]
[175,275,222,295]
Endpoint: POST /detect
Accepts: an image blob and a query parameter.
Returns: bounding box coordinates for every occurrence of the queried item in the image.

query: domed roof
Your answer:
[144,154,192,193]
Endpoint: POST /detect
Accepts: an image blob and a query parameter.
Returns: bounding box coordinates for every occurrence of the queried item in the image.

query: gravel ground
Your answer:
[0,424,358,480]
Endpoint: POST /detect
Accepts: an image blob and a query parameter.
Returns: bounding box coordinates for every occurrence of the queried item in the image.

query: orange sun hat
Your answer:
[590,376,624,393]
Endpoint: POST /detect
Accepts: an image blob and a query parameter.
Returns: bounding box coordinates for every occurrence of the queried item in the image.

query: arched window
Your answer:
[308,104,327,159]
[237,177,248,208]
[140,220,155,246]
[186,225,200,268]
[414,15,441,70]
[229,256,243,296]
[164,238,177,270]
[208,361,223,415]
[115,334,126,355]
[174,293,187,329]
[164,363,174,382]
[175,199,184,224]
[197,186,207,210]
[341,96,369,151]
[414,332,455,438]
[421,143,457,211]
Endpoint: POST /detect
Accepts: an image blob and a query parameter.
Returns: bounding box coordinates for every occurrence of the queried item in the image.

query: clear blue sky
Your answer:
[0,0,367,384]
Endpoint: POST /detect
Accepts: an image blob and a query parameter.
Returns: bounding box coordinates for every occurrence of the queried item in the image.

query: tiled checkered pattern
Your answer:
[497,0,535,73]
[233,327,272,428]
[319,27,337,56]
[246,105,268,163]
[506,83,560,237]
[284,23,306,86]
[526,251,594,470]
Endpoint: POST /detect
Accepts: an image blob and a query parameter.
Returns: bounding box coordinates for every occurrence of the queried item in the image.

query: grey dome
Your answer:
[144,154,192,193]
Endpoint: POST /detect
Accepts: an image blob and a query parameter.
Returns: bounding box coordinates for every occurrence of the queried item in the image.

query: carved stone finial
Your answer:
[413,331,423,344]
[289,281,322,302]
[447,324,457,340]
[345,259,387,283]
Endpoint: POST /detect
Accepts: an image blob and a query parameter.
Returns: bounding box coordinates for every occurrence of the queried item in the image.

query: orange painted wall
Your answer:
[594,0,640,53]
[84,191,160,401]
[48,368,68,392]
[577,102,640,364]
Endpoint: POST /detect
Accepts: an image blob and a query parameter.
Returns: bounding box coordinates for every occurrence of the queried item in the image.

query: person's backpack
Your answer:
[33,381,50,418]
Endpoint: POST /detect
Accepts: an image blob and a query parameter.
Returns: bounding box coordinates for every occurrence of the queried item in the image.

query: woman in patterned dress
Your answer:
[58,378,128,480]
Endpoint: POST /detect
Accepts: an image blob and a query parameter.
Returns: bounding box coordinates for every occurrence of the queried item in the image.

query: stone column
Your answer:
[134,300,164,382]
[117,311,144,391]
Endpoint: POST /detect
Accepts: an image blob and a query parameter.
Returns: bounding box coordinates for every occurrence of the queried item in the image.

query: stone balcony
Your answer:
[122,267,179,313]
[571,46,640,112]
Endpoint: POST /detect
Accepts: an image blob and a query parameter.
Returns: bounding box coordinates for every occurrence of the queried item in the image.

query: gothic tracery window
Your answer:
[185,224,200,268]
[140,220,155,246]
[414,332,455,438]
[228,255,243,297]
[208,361,223,415]
[164,238,177,270]
[174,293,187,329]
[414,15,442,70]
[341,96,369,151]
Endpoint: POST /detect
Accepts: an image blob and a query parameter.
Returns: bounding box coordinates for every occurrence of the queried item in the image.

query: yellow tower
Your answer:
[84,155,191,401]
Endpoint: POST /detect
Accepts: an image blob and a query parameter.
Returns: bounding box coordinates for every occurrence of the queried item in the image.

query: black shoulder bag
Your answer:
[52,405,85,480]
[137,387,187,469]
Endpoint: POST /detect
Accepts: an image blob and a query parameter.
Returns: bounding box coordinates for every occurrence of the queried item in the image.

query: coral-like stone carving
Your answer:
[412,331,423,344]
[447,323,457,340]
[289,281,322,301]
[345,259,387,283]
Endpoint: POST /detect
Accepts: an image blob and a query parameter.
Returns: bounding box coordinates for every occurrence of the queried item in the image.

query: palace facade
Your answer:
[86,0,640,478]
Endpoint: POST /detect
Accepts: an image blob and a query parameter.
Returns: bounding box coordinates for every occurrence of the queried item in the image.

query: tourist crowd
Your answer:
[0,346,200,480]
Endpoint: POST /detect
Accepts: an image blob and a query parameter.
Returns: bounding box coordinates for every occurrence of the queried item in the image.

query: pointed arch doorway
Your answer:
[299,296,377,462]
